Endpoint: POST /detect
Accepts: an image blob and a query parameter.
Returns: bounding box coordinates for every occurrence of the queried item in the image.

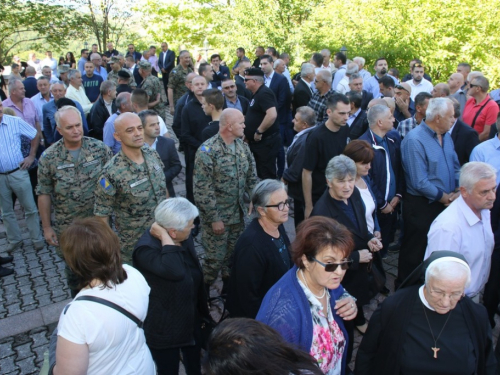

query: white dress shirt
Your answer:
[264,71,274,87]
[425,195,494,297]
[408,78,433,101]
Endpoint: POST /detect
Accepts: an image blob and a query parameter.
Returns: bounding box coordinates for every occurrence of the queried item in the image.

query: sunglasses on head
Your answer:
[311,257,352,272]
[395,84,410,93]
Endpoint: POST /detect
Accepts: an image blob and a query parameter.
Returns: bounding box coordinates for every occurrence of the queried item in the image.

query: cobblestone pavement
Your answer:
[1,109,498,374]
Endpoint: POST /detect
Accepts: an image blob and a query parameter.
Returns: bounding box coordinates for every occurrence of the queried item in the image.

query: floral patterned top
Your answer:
[297,272,345,375]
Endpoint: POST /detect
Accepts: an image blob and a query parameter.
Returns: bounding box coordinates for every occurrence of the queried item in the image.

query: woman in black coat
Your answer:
[133,197,210,375]
[311,155,382,364]
[226,179,292,319]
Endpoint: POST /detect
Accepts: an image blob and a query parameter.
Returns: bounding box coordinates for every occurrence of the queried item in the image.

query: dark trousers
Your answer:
[161,71,170,103]
[150,338,202,375]
[249,133,281,180]
[378,210,397,258]
[185,148,196,204]
[483,252,500,327]
[395,194,445,289]
[292,197,305,228]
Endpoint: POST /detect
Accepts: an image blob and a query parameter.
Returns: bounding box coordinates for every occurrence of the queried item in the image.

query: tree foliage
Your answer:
[0,0,85,63]
[141,0,500,86]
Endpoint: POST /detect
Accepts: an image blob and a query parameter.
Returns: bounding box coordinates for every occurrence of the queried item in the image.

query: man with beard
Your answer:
[364,57,398,99]
[407,63,433,101]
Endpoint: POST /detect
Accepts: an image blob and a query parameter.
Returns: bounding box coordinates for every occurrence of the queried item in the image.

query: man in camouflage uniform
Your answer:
[95,112,167,263]
[168,50,194,114]
[37,105,113,294]
[107,56,137,88]
[194,108,257,291]
[138,60,166,123]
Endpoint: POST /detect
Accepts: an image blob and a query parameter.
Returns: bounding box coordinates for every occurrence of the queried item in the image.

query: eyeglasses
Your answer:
[312,257,352,272]
[428,288,464,301]
[395,84,409,93]
[244,78,256,82]
[265,198,292,211]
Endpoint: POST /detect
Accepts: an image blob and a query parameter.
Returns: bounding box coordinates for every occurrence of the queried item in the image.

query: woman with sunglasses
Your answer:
[257,215,357,375]
[226,179,292,319]
[310,155,382,368]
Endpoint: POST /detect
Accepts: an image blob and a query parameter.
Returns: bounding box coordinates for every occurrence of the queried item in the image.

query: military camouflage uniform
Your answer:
[94,146,167,262]
[140,74,166,122]
[36,137,113,236]
[108,69,137,88]
[167,64,193,106]
[194,134,257,285]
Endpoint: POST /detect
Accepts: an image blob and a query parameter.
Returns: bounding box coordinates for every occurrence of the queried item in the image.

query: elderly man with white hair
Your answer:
[396,98,461,288]
[336,62,359,95]
[356,251,496,374]
[274,58,294,93]
[353,56,371,82]
[292,63,315,114]
[425,162,496,302]
[65,69,93,115]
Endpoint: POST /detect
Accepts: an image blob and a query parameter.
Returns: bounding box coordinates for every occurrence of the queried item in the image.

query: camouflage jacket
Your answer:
[36,137,113,233]
[194,134,257,224]
[94,146,167,253]
[167,64,193,105]
[140,75,165,115]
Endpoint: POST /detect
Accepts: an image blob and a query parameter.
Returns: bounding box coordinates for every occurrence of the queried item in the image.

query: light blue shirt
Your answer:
[470,135,500,185]
[225,97,243,113]
[401,121,459,201]
[364,74,399,99]
[0,114,37,172]
[30,92,53,124]
[94,66,108,81]
[359,69,372,82]
[331,65,346,90]
[103,112,121,154]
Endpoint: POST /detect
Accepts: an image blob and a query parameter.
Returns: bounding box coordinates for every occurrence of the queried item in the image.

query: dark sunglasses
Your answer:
[469,84,479,88]
[395,84,410,93]
[244,78,256,82]
[312,257,352,272]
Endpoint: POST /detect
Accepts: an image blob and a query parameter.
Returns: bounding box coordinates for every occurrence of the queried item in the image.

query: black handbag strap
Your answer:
[471,98,492,128]
[75,295,144,328]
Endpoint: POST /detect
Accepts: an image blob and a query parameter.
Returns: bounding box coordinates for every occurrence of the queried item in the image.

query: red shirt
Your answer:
[462,95,499,134]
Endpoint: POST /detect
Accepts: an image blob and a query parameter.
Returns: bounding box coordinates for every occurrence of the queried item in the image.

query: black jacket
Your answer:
[226,219,292,319]
[283,129,312,200]
[451,118,480,166]
[348,109,368,140]
[89,96,117,140]
[292,79,313,114]
[133,232,209,349]
[235,75,252,100]
[155,135,182,196]
[360,90,373,111]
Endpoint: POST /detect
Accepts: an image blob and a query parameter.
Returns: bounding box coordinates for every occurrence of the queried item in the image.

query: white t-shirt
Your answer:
[358,186,376,234]
[57,265,155,375]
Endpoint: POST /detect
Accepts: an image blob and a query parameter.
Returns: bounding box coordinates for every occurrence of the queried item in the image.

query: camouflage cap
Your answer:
[109,56,120,64]
[58,64,70,74]
[138,60,152,70]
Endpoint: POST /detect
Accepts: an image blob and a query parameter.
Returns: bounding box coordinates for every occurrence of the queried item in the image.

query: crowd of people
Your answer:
[1,41,500,375]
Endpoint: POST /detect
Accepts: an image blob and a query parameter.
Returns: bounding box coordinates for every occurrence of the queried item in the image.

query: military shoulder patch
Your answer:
[200,145,211,153]
[172,70,177,74]
[100,178,112,190]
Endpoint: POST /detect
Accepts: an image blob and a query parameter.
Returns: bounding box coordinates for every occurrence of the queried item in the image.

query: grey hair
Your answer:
[50,81,65,91]
[115,92,131,109]
[253,76,264,84]
[353,57,365,66]
[68,69,80,80]
[471,75,489,92]
[251,179,286,217]
[8,77,23,92]
[273,59,284,69]
[321,49,331,56]
[349,73,362,83]
[37,76,50,83]
[325,155,356,182]
[425,98,452,122]
[296,106,316,126]
[346,62,359,75]
[55,105,82,128]
[138,109,158,126]
[301,63,315,77]
[425,259,471,288]
[367,104,390,127]
[316,69,332,85]
[154,198,199,231]
[459,162,497,193]
[466,71,483,83]
[100,80,116,95]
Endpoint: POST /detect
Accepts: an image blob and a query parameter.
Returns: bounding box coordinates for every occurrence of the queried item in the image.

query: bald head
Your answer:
[185,72,197,90]
[382,97,396,113]
[115,112,140,132]
[367,98,388,109]
[448,73,464,93]
[220,108,241,128]
[432,83,450,98]
[219,108,245,139]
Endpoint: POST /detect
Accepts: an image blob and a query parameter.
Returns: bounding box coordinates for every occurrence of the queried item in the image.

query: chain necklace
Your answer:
[300,269,326,299]
[421,302,453,359]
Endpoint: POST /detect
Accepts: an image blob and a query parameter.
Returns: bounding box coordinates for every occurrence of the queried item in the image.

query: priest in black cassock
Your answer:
[355,251,496,375]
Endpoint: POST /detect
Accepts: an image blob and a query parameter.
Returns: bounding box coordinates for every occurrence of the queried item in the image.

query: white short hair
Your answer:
[425,98,452,122]
[154,198,199,231]
[301,63,315,77]
[55,106,82,128]
[353,57,365,66]
[425,259,471,288]
[459,162,497,193]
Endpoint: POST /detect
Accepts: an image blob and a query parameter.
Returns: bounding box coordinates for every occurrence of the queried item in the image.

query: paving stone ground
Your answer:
[1,108,499,374]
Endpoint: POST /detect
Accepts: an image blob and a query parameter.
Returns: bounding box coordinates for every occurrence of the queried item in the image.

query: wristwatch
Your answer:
[255,130,263,135]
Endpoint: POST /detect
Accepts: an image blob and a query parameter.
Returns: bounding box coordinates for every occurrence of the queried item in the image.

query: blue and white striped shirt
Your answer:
[0,114,37,173]
[401,121,459,202]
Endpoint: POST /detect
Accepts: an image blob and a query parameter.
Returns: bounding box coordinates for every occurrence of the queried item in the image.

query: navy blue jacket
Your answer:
[23,76,39,98]
[210,65,230,88]
[358,129,405,210]
[268,72,291,126]
[394,98,416,126]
